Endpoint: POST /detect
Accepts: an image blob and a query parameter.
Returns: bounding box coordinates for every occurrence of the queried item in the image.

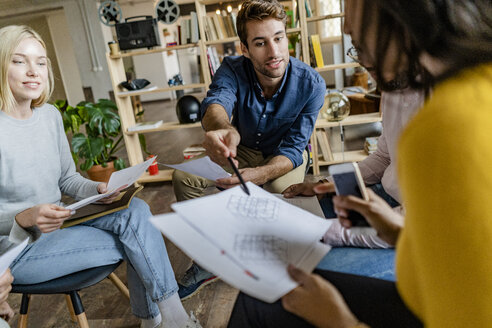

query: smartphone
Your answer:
[328,162,370,226]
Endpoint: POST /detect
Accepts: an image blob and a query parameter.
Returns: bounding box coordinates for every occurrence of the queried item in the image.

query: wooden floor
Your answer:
[6,96,240,328]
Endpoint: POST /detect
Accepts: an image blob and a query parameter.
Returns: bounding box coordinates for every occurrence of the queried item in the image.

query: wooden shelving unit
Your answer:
[297,0,382,174]
[106,0,380,181]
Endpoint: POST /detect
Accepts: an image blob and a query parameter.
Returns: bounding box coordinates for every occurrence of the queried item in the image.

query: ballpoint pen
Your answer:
[227,156,250,196]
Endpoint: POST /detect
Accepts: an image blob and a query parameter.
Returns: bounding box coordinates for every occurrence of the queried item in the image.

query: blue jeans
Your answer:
[316,247,395,281]
[317,183,397,281]
[320,183,400,218]
[10,198,177,319]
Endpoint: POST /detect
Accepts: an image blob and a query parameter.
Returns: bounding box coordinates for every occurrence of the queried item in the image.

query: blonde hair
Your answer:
[0,25,54,113]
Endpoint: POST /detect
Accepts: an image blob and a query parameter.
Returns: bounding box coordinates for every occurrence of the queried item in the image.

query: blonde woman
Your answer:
[0,25,200,328]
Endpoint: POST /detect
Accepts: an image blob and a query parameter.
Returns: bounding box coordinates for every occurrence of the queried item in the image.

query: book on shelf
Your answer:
[308,36,317,68]
[205,15,218,41]
[221,10,236,38]
[127,120,163,132]
[190,11,199,43]
[212,14,225,39]
[364,136,379,154]
[305,0,313,17]
[62,185,143,228]
[316,130,334,162]
[207,46,221,75]
[310,34,324,68]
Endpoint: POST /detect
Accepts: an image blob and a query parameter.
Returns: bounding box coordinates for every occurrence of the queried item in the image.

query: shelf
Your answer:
[315,62,360,72]
[137,169,174,183]
[317,150,368,166]
[315,112,381,128]
[306,13,344,23]
[206,36,238,45]
[126,121,202,134]
[110,43,199,59]
[286,27,302,34]
[116,83,207,97]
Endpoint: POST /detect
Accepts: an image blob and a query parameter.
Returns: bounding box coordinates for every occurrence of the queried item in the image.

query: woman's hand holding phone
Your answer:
[332,189,404,246]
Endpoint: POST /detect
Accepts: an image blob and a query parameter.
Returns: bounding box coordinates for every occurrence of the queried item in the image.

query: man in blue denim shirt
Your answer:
[172,0,326,300]
[173,0,325,203]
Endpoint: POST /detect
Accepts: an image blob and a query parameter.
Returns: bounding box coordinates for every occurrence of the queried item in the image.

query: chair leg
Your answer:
[17,294,30,328]
[69,291,89,328]
[65,294,77,322]
[108,272,130,300]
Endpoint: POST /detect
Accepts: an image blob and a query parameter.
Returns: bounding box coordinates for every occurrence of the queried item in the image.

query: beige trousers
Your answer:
[172,145,308,201]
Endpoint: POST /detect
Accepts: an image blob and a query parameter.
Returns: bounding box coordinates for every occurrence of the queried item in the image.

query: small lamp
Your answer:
[321,92,350,122]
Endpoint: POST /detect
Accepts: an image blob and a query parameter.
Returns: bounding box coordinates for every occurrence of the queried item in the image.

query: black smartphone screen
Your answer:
[332,172,369,226]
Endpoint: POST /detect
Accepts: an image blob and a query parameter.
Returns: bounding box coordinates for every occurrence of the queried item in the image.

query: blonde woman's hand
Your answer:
[15,204,71,233]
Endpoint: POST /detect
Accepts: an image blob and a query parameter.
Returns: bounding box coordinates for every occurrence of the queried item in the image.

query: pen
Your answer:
[227,156,250,196]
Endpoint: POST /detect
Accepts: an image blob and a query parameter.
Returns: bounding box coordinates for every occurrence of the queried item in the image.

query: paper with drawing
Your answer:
[150,183,331,303]
[162,156,230,181]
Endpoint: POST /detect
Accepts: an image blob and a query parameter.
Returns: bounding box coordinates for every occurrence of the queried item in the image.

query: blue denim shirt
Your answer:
[201,56,325,168]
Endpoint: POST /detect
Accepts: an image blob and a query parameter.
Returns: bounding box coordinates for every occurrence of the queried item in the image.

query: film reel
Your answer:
[155,0,180,25]
[98,0,123,26]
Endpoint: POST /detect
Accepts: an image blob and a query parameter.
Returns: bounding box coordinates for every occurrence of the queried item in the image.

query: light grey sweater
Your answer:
[0,104,99,251]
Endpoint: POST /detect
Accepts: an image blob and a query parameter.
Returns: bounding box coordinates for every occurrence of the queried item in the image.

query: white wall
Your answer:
[46,10,85,105]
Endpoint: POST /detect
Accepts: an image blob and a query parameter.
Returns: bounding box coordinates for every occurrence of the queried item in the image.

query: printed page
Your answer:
[0,238,28,275]
[150,212,331,303]
[166,183,331,302]
[273,194,325,218]
[107,156,155,190]
[67,157,154,211]
[163,156,231,181]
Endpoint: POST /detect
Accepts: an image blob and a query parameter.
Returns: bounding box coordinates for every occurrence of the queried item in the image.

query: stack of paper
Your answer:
[150,183,331,303]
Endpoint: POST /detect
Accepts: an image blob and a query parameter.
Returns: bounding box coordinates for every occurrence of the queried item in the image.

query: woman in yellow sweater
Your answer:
[227,0,492,327]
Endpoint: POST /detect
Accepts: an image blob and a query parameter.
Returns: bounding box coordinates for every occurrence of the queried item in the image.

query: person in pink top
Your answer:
[284,77,425,249]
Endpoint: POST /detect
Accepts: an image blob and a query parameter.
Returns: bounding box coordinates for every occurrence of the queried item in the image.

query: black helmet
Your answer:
[176,95,201,124]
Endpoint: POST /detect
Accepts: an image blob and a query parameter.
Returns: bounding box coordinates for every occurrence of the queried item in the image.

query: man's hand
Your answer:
[15,204,71,233]
[97,183,123,204]
[202,128,241,166]
[216,167,269,189]
[282,181,335,199]
[332,188,404,245]
[282,265,359,328]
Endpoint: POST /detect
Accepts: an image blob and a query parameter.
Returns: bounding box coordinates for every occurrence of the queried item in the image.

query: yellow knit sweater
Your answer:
[396,63,492,327]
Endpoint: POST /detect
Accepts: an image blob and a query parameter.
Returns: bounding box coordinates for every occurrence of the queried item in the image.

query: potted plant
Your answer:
[55,99,126,182]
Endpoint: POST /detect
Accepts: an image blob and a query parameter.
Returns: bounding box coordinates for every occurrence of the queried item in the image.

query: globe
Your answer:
[321,92,350,122]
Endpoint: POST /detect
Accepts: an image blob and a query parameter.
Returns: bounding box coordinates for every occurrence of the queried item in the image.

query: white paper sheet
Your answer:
[107,157,155,190]
[66,157,155,211]
[0,239,28,276]
[152,183,332,303]
[163,156,231,181]
[273,194,325,218]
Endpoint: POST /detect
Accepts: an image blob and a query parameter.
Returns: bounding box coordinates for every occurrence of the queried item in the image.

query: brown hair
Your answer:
[236,0,287,48]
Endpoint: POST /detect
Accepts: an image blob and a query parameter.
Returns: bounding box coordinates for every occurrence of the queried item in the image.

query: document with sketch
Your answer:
[150,182,332,303]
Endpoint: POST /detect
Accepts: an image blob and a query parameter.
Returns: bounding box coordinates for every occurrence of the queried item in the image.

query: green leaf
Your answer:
[114,158,126,170]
